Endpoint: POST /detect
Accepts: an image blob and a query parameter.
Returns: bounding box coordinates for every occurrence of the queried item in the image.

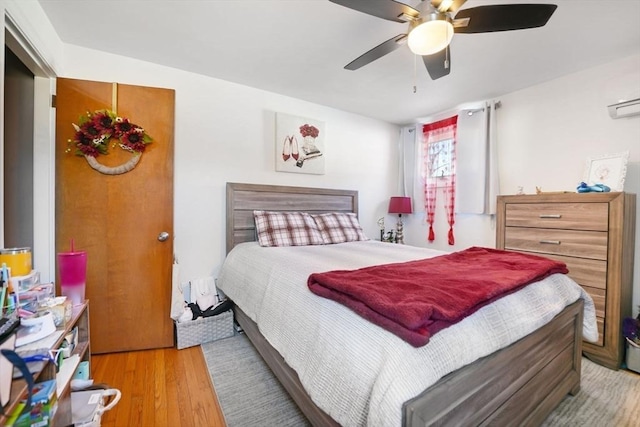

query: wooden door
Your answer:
[55,78,175,353]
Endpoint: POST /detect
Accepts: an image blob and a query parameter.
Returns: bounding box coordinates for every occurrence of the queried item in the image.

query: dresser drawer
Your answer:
[582,285,606,318]
[593,317,604,347]
[505,203,609,231]
[507,251,606,316]
[537,253,607,290]
[504,227,608,260]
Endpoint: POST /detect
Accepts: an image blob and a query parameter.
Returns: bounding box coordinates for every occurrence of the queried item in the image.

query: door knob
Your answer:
[158,231,170,242]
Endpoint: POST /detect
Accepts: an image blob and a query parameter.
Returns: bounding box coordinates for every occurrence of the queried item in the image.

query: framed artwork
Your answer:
[582,151,629,191]
[275,112,325,175]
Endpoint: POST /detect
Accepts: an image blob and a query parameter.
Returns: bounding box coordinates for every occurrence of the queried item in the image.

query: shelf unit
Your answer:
[0,301,90,426]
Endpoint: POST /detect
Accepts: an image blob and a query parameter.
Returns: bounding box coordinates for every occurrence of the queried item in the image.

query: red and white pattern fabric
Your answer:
[253,211,325,247]
[312,213,368,244]
[444,177,456,245]
[423,116,458,245]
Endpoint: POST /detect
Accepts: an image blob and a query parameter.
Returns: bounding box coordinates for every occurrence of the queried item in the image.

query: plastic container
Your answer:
[58,251,87,306]
[0,247,32,277]
[627,340,640,374]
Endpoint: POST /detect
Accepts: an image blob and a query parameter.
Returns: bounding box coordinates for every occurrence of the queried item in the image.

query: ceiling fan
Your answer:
[330,0,557,80]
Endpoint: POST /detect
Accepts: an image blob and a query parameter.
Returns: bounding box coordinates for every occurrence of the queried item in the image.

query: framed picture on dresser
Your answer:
[582,151,629,191]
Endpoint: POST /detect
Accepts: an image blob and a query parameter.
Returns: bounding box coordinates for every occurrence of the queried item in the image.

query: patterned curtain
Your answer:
[422,116,458,244]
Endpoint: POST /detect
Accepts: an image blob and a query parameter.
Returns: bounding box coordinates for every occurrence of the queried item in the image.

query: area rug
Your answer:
[202,333,310,427]
[542,355,640,426]
[202,334,640,426]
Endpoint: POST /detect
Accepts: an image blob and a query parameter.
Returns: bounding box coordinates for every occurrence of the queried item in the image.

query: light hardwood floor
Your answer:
[91,346,226,426]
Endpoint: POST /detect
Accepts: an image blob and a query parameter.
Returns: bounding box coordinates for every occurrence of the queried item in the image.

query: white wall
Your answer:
[404,54,640,315]
[60,45,400,283]
[6,0,640,315]
[5,0,400,288]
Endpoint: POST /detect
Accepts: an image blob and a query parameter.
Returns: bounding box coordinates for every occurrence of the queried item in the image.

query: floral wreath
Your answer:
[67,109,153,175]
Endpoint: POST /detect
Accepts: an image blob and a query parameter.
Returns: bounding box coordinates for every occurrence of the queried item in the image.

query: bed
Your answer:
[218,182,597,426]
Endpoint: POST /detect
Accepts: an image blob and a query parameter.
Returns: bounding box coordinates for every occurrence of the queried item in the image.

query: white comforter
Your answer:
[217,241,598,427]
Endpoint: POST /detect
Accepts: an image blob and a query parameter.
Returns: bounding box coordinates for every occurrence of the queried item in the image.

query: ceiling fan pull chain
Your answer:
[445,25,451,69]
[445,45,450,69]
[413,54,418,93]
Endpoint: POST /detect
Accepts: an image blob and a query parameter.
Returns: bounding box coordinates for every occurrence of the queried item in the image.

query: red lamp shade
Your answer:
[388,197,412,215]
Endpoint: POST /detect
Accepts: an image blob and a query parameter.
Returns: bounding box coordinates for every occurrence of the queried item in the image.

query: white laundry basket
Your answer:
[71,388,121,427]
[175,310,234,349]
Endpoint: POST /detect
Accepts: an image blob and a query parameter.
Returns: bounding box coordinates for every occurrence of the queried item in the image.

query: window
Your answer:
[421,116,457,244]
[427,138,454,178]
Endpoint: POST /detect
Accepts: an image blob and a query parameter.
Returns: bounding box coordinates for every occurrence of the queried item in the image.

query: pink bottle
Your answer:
[58,240,87,306]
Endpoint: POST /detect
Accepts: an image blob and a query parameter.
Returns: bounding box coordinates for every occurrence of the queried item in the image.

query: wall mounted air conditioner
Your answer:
[608,98,640,119]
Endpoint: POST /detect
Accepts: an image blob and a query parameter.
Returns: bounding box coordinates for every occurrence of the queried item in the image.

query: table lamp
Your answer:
[388,196,412,244]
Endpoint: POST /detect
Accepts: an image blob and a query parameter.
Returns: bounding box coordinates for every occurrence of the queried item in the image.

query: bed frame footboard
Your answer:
[403,299,583,426]
[233,299,583,427]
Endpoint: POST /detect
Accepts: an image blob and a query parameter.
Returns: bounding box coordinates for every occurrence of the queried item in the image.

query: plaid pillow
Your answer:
[312,212,368,244]
[253,211,325,247]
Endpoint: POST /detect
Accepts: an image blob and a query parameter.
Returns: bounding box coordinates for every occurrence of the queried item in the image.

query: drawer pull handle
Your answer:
[540,240,561,245]
[539,214,562,218]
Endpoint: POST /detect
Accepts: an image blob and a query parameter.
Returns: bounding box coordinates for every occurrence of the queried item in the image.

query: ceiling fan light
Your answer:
[407,19,454,56]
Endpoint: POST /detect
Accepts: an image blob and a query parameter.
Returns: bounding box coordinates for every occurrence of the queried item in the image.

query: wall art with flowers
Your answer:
[275,112,325,175]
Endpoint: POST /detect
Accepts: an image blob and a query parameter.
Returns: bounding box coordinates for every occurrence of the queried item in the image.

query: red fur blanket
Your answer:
[307,246,568,347]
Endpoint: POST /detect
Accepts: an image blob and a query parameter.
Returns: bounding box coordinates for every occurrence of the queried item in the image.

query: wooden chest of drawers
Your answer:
[496,192,636,369]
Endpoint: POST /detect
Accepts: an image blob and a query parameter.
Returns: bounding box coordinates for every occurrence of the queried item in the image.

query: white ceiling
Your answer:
[37,0,640,125]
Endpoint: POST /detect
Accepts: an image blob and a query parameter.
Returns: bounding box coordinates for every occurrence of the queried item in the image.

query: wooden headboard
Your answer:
[226,182,359,254]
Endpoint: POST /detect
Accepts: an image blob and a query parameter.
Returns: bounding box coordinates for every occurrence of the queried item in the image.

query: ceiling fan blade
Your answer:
[345,34,408,70]
[453,4,557,34]
[431,0,468,14]
[329,0,419,23]
[422,47,451,80]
